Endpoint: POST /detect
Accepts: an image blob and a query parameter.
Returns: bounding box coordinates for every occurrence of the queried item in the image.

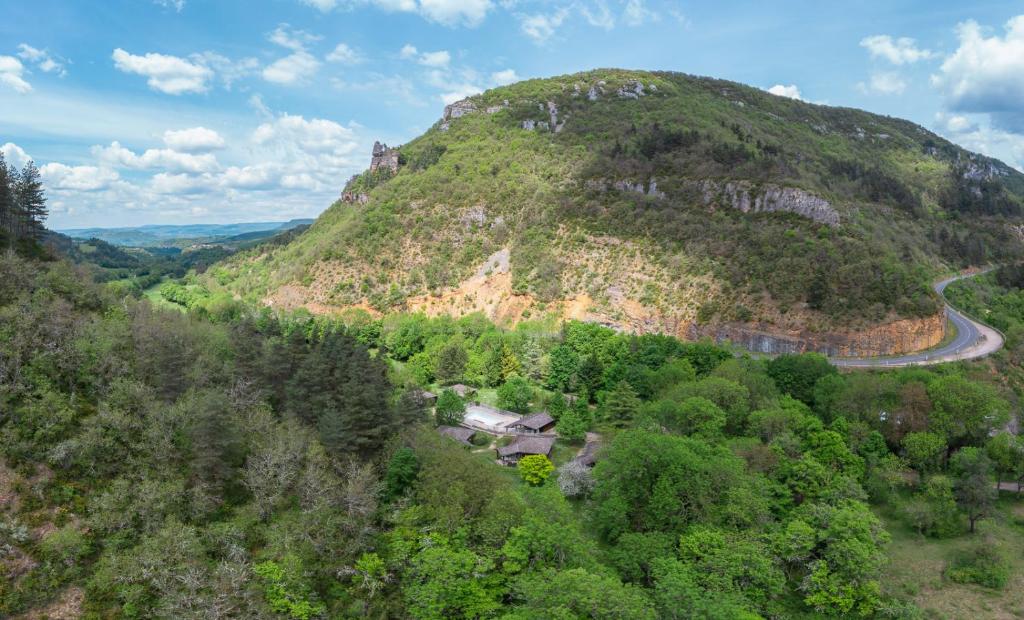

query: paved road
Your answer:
[832,272,1004,368]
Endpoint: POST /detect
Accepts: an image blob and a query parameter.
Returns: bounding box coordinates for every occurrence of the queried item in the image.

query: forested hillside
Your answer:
[5,199,1024,617]
[207,69,1024,339]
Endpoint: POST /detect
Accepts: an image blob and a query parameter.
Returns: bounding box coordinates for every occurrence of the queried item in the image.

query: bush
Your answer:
[518,455,554,486]
[945,544,1010,589]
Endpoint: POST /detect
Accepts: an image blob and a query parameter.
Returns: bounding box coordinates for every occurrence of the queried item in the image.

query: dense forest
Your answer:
[2,171,1024,618]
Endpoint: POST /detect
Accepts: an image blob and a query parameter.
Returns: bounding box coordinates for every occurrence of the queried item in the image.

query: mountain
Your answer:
[205,69,1024,355]
[58,219,314,247]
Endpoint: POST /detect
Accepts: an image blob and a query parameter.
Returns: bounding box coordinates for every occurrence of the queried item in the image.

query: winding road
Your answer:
[831,272,1004,368]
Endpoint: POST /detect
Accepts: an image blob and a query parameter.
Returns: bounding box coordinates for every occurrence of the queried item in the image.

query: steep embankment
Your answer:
[207,69,1024,355]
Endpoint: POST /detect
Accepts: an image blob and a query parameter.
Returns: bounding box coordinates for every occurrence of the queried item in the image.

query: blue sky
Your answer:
[1,0,1023,228]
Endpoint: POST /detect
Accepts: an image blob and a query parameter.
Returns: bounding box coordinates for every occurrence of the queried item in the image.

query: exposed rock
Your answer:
[522,120,536,130]
[587,177,666,199]
[617,80,646,99]
[485,100,509,114]
[461,205,488,229]
[439,98,478,130]
[698,180,840,227]
[587,85,600,101]
[369,141,399,174]
[690,312,945,357]
[341,191,369,205]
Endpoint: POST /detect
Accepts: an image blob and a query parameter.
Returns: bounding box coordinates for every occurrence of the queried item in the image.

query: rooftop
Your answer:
[507,411,554,430]
[497,435,555,457]
[437,425,475,446]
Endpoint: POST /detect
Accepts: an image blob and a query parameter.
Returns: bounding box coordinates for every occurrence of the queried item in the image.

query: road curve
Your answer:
[832,272,1004,368]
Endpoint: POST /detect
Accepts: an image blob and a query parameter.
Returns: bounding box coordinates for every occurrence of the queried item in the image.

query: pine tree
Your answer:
[14,162,46,239]
[500,342,521,381]
[603,381,640,427]
[0,154,13,241]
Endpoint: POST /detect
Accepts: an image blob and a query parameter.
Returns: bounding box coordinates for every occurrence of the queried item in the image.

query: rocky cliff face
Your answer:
[369,141,400,174]
[698,180,840,227]
[690,312,945,357]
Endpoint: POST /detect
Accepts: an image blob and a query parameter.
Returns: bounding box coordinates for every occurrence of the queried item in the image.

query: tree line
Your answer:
[0,152,47,246]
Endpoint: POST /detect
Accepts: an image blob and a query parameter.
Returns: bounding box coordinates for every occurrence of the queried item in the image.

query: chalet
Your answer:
[572,441,600,467]
[505,412,556,434]
[497,435,555,466]
[437,425,475,447]
[416,389,438,406]
[448,384,477,399]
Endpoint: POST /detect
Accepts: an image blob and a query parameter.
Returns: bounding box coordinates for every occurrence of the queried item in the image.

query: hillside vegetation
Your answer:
[208,69,1024,336]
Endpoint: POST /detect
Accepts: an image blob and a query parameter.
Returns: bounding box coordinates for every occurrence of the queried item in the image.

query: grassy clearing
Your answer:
[880,492,1024,619]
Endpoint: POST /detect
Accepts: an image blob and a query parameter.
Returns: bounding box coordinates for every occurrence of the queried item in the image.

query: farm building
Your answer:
[497,436,555,466]
[505,412,556,434]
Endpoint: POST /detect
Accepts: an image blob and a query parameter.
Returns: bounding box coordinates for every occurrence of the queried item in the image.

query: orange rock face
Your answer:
[690,312,946,357]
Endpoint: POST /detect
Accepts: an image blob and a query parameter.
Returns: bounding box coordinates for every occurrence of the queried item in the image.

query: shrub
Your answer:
[253,556,327,620]
[945,544,1010,589]
[518,455,554,486]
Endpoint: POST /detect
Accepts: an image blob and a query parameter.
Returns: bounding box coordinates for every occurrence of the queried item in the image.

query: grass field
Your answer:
[880,491,1024,619]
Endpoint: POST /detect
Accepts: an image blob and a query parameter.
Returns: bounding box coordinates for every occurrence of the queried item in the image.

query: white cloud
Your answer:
[252,114,358,154]
[1,142,32,168]
[191,52,259,88]
[112,48,212,95]
[299,0,337,10]
[623,0,658,26]
[150,172,215,194]
[0,56,31,94]
[931,16,1024,133]
[264,24,322,85]
[934,112,1024,172]
[268,24,322,51]
[935,112,978,134]
[249,94,273,118]
[860,35,935,65]
[154,0,185,11]
[767,84,802,100]
[17,44,67,76]
[417,0,492,27]
[417,50,451,68]
[440,85,482,105]
[490,69,520,86]
[400,44,419,59]
[858,71,906,95]
[40,163,120,191]
[263,51,321,85]
[221,165,279,189]
[92,141,220,173]
[581,1,614,30]
[162,127,226,152]
[519,8,570,43]
[326,42,361,64]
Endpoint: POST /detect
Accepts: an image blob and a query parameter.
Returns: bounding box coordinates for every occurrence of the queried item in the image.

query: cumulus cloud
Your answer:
[326,43,361,64]
[623,0,658,26]
[858,72,906,95]
[252,114,357,154]
[0,56,31,94]
[1,142,32,168]
[190,52,259,88]
[417,50,451,67]
[399,44,419,59]
[581,1,615,30]
[299,0,491,27]
[151,172,215,194]
[17,44,67,76]
[860,35,934,65]
[931,16,1024,133]
[263,25,322,85]
[162,127,226,152]
[519,8,570,43]
[112,48,212,94]
[490,69,520,86]
[92,141,220,173]
[766,84,802,100]
[40,163,120,191]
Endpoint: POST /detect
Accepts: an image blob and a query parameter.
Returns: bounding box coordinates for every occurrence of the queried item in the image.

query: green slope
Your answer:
[209,69,1024,334]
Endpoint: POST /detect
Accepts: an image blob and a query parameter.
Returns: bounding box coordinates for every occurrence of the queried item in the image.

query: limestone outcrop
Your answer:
[697,180,840,227]
[369,141,399,174]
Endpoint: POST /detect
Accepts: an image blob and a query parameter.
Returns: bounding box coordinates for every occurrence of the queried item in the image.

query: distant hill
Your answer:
[204,69,1024,354]
[58,219,314,248]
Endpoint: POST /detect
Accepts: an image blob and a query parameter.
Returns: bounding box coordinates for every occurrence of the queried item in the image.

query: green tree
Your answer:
[434,389,466,426]
[927,375,1009,446]
[253,556,326,620]
[987,432,1024,491]
[603,380,640,427]
[434,340,468,384]
[545,345,579,392]
[509,568,656,620]
[402,536,502,620]
[556,406,588,443]
[518,454,554,486]
[951,447,996,533]
[902,431,947,476]
[384,447,420,501]
[576,354,605,398]
[766,353,837,405]
[546,391,568,421]
[497,375,533,413]
[500,342,521,381]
